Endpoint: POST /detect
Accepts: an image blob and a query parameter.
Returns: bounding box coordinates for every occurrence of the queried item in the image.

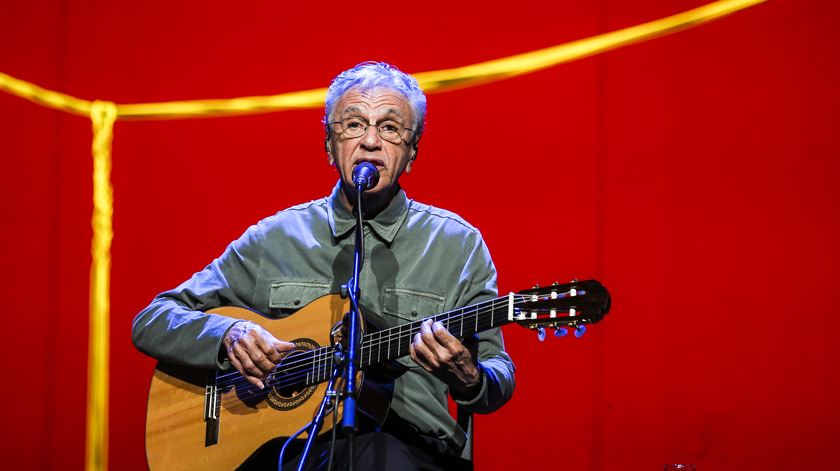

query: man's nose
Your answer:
[360,124,383,148]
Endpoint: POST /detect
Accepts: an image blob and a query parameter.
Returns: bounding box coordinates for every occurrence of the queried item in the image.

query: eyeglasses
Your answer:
[328,117,415,144]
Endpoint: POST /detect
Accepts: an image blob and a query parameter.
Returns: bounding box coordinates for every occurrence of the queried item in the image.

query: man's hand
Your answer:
[223,321,294,389]
[409,319,482,398]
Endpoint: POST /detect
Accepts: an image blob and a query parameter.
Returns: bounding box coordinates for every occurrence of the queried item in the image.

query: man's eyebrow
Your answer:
[379,108,405,119]
[341,106,364,117]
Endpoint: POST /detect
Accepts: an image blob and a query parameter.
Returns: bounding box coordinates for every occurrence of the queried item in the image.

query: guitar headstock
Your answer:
[511,279,611,338]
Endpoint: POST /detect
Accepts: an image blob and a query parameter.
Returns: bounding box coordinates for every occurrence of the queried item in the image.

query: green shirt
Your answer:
[132,182,515,453]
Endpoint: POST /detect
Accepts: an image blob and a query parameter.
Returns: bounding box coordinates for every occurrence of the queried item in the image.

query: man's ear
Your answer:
[325,138,334,166]
[405,146,417,173]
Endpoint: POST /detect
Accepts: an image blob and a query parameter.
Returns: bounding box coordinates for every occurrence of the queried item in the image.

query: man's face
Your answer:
[327,87,416,200]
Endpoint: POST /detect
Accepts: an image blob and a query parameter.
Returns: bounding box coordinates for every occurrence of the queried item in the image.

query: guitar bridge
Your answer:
[204,371,221,446]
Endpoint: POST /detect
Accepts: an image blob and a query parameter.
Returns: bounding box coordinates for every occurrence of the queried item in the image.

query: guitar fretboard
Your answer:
[359,296,513,368]
[277,295,521,388]
[261,280,606,391]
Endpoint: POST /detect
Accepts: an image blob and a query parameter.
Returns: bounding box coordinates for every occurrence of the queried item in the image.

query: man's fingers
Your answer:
[242,373,265,389]
[410,340,434,372]
[248,334,281,371]
[431,321,461,351]
[232,341,265,378]
[253,348,277,374]
[275,340,295,351]
[242,326,294,371]
[420,320,451,362]
[413,331,440,369]
[224,321,296,389]
[228,349,265,389]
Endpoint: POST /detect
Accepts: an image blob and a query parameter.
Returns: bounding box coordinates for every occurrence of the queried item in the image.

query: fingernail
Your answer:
[257,381,265,389]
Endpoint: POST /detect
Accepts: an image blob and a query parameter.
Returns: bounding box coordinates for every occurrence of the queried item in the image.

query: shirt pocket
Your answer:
[268,279,331,317]
[381,288,446,369]
[382,287,446,322]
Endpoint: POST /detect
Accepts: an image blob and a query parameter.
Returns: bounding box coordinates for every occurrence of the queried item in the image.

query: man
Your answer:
[133,62,515,470]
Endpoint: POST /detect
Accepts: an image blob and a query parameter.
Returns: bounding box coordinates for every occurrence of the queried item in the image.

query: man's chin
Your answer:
[342,178,392,195]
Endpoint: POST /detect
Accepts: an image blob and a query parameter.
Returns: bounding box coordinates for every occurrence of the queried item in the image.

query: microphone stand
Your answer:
[291,177,371,471]
[340,183,368,471]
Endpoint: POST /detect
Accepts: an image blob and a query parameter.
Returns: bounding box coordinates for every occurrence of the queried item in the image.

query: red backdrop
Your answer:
[2,0,838,469]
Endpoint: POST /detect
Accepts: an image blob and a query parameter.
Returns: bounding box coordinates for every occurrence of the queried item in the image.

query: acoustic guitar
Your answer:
[144,279,611,469]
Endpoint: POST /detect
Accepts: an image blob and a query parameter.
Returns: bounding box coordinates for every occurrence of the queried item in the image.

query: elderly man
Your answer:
[133,62,515,470]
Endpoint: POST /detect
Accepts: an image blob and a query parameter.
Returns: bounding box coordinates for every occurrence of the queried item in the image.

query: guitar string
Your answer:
[213,295,519,383]
[214,293,589,403]
[215,303,507,404]
[216,305,502,404]
[212,289,585,385]
[214,299,534,405]
[215,292,592,403]
[213,295,517,386]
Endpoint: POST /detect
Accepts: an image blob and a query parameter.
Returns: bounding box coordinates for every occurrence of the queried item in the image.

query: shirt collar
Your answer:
[326,181,409,244]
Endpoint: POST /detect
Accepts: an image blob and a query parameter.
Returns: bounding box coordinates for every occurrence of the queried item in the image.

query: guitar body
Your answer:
[143,280,611,470]
[145,294,390,470]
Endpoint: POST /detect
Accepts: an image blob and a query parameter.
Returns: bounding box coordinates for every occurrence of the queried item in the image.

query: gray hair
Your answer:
[323,61,427,141]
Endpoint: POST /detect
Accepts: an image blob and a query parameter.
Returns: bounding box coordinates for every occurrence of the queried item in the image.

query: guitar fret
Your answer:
[474,308,478,333]
[312,349,317,383]
[490,299,494,327]
[312,349,318,383]
[318,349,323,382]
[364,335,370,367]
[395,324,400,358]
[307,351,312,385]
[325,349,330,380]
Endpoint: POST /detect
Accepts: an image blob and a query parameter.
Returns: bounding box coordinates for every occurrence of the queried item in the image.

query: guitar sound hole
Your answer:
[265,339,319,412]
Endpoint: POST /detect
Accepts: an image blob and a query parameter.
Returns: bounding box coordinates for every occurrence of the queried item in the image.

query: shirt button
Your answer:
[411,310,418,317]
[293,299,301,306]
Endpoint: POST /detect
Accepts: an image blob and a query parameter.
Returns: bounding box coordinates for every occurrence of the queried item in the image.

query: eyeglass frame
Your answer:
[327,117,416,144]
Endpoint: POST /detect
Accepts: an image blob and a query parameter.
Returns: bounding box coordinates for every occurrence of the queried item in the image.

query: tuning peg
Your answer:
[537,327,546,342]
[554,327,568,338]
[574,325,587,338]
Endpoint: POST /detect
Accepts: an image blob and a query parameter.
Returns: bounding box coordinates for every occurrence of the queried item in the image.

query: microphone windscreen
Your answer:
[352,162,380,190]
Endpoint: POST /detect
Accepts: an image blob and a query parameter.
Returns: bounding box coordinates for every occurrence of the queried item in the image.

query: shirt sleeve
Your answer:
[450,231,516,414]
[131,224,264,370]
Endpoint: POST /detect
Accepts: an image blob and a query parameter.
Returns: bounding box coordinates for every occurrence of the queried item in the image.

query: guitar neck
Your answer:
[283,296,514,388]
[279,280,607,388]
[359,295,513,368]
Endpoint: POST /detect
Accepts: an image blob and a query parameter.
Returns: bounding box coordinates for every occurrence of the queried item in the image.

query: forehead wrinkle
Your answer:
[340,105,366,117]
[340,106,407,124]
[336,88,413,124]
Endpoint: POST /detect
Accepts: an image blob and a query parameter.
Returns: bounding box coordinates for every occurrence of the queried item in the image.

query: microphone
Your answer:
[352,162,380,191]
